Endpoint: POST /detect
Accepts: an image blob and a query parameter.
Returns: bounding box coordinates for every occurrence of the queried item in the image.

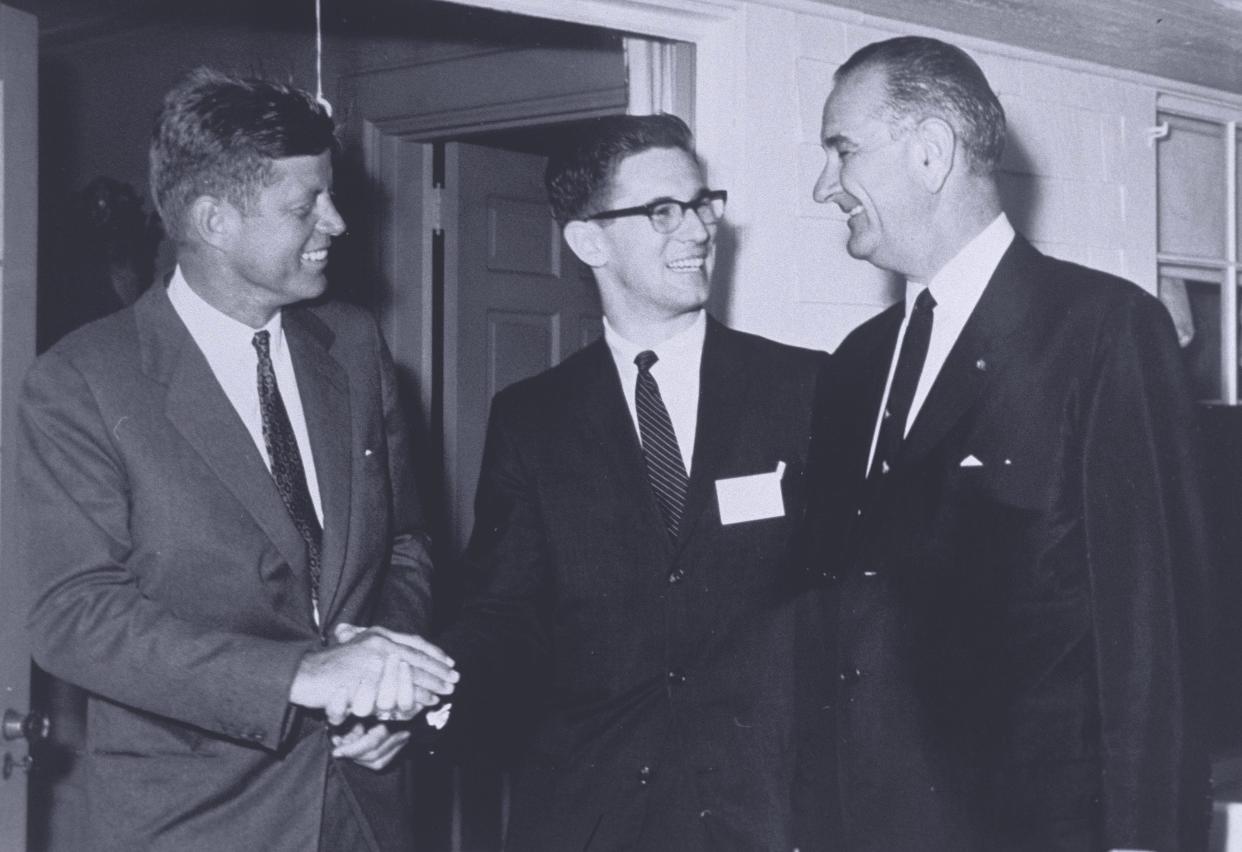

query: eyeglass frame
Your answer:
[582,189,728,234]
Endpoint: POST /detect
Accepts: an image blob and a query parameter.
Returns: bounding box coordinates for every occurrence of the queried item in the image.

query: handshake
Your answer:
[289,623,460,727]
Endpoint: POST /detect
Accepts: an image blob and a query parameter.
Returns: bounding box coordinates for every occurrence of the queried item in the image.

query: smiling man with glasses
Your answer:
[435,113,832,851]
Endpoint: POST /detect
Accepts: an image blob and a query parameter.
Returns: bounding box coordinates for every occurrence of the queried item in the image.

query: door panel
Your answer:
[445,141,601,552]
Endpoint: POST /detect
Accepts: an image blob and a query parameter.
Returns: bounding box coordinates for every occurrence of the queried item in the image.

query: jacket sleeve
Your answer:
[371,324,435,635]
[1081,293,1212,851]
[21,350,314,751]
[434,388,552,755]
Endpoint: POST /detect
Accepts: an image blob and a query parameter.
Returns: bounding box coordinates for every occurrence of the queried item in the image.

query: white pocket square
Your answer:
[959,454,984,468]
[426,702,453,730]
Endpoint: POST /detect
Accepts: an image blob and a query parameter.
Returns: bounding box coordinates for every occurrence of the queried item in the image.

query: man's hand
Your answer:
[330,721,411,771]
[289,626,458,724]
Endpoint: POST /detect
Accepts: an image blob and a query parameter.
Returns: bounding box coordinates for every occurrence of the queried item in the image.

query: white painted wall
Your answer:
[460,0,1241,353]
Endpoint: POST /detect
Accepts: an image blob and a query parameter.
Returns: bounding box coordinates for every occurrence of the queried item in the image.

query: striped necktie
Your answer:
[635,350,690,539]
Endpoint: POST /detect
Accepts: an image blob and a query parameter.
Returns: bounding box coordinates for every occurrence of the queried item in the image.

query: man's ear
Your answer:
[910,116,956,193]
[563,220,609,268]
[187,195,236,250]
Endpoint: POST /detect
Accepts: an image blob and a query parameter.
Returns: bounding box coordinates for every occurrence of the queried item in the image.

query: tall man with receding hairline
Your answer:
[807,35,1210,852]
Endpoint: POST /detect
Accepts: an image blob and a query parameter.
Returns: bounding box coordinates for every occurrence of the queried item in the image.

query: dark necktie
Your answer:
[871,287,936,479]
[634,350,690,539]
[253,330,322,612]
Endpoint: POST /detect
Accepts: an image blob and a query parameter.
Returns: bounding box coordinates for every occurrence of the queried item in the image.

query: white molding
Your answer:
[370,88,626,139]
[446,0,740,40]
[624,37,694,123]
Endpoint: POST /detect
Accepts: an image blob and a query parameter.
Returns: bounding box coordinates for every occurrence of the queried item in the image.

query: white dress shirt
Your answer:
[867,213,1015,475]
[167,267,324,525]
[604,310,706,476]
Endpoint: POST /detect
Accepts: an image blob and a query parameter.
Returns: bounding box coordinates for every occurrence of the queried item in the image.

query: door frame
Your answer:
[339,31,696,560]
[0,4,39,849]
[340,31,697,426]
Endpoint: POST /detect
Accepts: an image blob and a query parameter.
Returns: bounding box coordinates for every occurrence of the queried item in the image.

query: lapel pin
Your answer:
[364,448,374,457]
[975,358,987,371]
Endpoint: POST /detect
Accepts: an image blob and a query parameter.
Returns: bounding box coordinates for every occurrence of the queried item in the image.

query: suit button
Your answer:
[839,667,863,683]
[638,765,653,785]
[668,569,685,584]
[667,669,686,684]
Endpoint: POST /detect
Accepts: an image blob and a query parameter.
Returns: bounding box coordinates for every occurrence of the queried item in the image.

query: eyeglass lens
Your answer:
[651,194,726,233]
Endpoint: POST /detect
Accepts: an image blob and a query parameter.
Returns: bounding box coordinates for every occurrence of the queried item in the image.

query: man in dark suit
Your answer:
[808,36,1210,852]
[436,114,830,851]
[20,68,458,851]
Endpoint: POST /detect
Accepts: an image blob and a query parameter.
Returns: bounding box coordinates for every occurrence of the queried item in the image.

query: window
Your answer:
[1156,94,1241,403]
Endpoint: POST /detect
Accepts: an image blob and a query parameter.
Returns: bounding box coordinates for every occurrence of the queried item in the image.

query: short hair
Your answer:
[544,113,696,224]
[149,67,338,242]
[836,36,1006,174]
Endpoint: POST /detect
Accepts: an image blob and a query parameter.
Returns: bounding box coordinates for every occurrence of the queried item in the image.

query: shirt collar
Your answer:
[603,310,707,372]
[168,265,284,354]
[905,212,1014,318]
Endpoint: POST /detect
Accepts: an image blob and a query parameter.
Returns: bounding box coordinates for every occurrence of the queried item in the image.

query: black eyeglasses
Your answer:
[584,189,728,234]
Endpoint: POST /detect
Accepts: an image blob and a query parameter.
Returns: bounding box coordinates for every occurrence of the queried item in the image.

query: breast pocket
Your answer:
[951,450,1050,512]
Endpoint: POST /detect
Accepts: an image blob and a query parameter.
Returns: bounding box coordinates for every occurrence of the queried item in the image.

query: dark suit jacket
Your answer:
[808,235,1211,851]
[438,317,830,852]
[20,284,433,852]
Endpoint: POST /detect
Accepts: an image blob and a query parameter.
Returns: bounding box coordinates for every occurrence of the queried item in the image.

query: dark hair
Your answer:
[149,67,338,241]
[836,36,1005,174]
[544,113,696,224]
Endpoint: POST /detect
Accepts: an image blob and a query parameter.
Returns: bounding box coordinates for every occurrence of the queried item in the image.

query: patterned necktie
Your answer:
[253,330,322,612]
[871,287,936,480]
[635,350,690,540]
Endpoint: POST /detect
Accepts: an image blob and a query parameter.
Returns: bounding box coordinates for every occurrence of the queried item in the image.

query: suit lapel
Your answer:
[285,309,352,621]
[676,318,739,548]
[139,288,316,625]
[847,305,904,486]
[901,236,1038,463]
[574,340,676,558]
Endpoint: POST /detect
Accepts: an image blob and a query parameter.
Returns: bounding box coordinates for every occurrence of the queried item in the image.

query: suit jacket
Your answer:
[20,284,433,852]
[808,235,1211,851]
[438,317,830,852]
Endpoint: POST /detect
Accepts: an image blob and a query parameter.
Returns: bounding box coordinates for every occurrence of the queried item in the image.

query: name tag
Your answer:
[715,462,786,526]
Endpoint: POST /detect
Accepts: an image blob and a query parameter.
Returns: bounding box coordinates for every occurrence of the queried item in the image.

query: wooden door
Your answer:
[443,141,601,552]
[0,5,40,850]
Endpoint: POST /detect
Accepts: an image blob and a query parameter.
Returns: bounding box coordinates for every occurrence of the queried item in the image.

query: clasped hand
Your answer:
[289,623,459,726]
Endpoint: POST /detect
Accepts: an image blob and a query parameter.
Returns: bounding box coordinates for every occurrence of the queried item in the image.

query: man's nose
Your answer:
[317,195,347,236]
[679,205,712,241]
[812,156,840,204]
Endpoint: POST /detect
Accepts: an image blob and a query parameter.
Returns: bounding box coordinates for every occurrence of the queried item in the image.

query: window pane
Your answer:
[1158,113,1227,259]
[1159,269,1228,401]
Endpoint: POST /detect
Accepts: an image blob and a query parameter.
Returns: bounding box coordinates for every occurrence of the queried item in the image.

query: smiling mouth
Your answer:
[302,248,329,264]
[667,256,706,271]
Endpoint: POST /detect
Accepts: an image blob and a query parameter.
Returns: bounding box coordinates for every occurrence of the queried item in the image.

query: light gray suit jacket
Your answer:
[21,284,432,851]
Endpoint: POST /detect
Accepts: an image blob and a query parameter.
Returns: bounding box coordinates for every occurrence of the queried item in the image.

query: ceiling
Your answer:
[5,0,1242,95]
[820,0,1242,95]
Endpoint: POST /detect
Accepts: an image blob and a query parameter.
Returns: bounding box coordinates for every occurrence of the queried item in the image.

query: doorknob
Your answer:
[2,708,50,743]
